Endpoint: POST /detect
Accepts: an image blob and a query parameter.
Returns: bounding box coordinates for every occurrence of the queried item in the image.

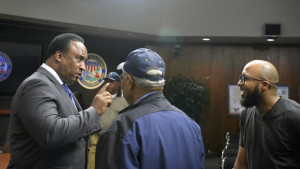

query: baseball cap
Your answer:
[116,62,124,71]
[104,72,120,82]
[118,48,165,81]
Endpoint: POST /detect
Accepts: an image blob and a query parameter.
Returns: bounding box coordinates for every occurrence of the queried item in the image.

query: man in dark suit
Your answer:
[7,33,112,169]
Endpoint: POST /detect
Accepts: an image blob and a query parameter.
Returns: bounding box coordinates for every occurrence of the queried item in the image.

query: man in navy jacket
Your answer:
[95,48,205,169]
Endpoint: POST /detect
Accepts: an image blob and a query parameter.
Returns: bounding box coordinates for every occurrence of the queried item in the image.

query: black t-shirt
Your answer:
[240,97,300,169]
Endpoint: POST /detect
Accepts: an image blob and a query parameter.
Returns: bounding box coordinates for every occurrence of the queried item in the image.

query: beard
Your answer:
[240,84,261,108]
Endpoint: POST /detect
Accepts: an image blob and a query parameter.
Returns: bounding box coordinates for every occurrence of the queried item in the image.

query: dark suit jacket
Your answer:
[7,66,102,169]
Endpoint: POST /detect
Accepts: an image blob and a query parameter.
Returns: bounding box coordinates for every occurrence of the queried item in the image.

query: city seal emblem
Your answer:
[0,51,12,83]
[78,53,107,89]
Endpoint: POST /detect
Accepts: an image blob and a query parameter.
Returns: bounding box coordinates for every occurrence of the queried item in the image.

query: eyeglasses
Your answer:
[239,74,274,86]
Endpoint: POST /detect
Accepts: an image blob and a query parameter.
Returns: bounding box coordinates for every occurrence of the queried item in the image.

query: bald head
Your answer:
[243,60,279,84]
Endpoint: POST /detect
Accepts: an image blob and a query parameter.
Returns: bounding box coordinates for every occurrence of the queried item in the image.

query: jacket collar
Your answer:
[119,91,164,114]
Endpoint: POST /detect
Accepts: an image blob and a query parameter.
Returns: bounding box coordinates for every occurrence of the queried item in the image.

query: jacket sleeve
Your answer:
[95,131,139,169]
[199,132,205,169]
[16,78,102,150]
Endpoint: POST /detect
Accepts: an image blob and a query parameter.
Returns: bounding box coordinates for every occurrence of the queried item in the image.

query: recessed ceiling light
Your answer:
[202,38,210,41]
[266,36,277,42]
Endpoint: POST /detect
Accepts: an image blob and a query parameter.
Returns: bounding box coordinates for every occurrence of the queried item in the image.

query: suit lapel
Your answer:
[37,66,80,114]
[73,95,82,111]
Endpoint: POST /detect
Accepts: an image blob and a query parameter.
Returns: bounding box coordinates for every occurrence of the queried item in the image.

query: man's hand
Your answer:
[91,83,112,115]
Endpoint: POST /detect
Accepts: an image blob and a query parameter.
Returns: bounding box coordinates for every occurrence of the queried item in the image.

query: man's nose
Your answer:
[237,80,243,86]
[80,62,85,71]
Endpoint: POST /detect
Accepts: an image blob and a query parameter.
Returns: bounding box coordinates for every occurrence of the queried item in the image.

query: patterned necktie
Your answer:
[62,84,77,108]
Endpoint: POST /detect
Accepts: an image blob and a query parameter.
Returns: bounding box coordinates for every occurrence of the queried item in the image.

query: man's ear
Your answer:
[261,81,272,90]
[55,51,63,63]
[127,75,134,91]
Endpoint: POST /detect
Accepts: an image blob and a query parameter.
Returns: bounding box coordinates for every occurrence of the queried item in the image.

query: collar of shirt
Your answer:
[41,63,63,85]
[112,93,117,99]
[134,91,159,105]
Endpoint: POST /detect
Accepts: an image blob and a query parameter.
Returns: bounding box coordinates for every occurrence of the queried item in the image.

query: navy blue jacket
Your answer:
[95,92,205,169]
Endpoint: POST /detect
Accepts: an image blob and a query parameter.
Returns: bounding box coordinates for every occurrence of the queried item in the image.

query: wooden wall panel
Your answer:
[147,44,300,152]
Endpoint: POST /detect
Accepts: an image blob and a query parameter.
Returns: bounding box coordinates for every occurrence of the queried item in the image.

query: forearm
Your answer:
[234,161,248,169]
[233,146,248,169]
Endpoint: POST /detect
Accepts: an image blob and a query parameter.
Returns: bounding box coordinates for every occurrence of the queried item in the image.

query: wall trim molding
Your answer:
[0,110,10,115]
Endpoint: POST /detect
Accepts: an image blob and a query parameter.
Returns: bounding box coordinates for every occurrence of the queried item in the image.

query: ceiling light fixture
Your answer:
[202,38,210,41]
[266,36,276,42]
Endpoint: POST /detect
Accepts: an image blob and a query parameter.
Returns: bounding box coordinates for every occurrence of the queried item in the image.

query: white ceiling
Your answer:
[1,0,300,44]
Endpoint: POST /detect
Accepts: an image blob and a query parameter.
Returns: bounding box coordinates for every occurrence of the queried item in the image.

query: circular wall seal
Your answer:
[0,52,12,83]
[78,53,107,89]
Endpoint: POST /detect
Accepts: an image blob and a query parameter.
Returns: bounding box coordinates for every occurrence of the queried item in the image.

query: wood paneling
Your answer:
[0,110,10,115]
[147,44,300,152]
[0,153,10,169]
